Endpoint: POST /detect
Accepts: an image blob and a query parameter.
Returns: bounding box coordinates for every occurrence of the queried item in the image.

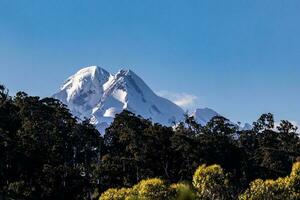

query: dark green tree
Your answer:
[0,86,103,200]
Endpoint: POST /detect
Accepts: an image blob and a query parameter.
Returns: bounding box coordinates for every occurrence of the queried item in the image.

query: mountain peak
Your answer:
[118,68,129,73]
[76,65,99,74]
[116,68,137,77]
[54,65,185,133]
[195,107,215,112]
[74,66,110,79]
[193,107,220,125]
[53,65,251,133]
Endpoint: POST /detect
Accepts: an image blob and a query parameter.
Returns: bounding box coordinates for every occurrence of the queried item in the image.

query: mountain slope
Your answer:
[53,66,111,119]
[192,108,220,125]
[53,66,185,133]
[53,66,251,133]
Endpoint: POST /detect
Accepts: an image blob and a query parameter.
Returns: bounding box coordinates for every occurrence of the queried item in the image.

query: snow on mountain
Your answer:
[241,123,252,131]
[54,66,111,119]
[192,108,252,131]
[53,66,252,134]
[53,66,185,133]
[192,108,220,125]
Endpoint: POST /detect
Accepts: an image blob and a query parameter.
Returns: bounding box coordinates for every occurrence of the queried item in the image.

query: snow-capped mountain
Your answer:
[53,66,250,133]
[53,66,185,133]
[192,108,252,130]
[192,108,220,125]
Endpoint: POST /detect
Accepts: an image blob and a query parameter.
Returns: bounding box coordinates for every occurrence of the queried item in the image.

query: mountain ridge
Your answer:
[54,66,194,133]
[53,66,249,133]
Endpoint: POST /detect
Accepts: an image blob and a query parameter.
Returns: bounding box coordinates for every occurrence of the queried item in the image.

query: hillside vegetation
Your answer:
[0,85,299,199]
[100,162,300,200]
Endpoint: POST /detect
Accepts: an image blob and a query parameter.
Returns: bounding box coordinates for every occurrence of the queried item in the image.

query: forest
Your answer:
[0,85,299,200]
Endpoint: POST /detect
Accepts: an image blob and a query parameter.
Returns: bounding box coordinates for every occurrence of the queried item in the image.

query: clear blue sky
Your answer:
[0,0,300,125]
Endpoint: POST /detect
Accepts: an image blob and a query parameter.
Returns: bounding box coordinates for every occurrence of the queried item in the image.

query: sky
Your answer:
[0,0,300,125]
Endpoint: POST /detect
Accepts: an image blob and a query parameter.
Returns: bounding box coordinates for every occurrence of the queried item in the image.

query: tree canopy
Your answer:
[0,84,299,199]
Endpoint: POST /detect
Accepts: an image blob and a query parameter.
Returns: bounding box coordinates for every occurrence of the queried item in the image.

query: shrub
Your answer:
[99,162,300,200]
[239,162,300,200]
[99,188,131,200]
[170,183,196,200]
[288,162,300,199]
[238,178,289,200]
[130,178,171,200]
[192,164,231,200]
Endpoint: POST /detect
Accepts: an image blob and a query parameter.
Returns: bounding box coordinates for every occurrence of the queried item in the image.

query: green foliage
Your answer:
[0,86,103,199]
[193,164,232,200]
[289,162,300,199]
[1,84,300,199]
[99,178,171,200]
[277,120,298,133]
[238,179,289,200]
[99,188,132,200]
[100,110,176,190]
[239,162,300,200]
[170,183,197,200]
[99,164,233,200]
[100,162,300,200]
[130,178,171,200]
[204,116,237,136]
[253,113,274,132]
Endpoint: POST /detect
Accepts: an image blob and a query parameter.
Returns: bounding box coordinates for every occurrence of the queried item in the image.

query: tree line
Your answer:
[0,85,299,199]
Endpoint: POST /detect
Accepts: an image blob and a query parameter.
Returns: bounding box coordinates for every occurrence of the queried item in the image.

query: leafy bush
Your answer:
[99,188,131,200]
[287,162,300,200]
[193,164,231,200]
[238,179,289,200]
[99,178,173,200]
[99,162,300,200]
[239,162,300,200]
[170,183,196,200]
[130,178,171,200]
